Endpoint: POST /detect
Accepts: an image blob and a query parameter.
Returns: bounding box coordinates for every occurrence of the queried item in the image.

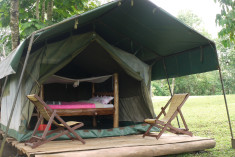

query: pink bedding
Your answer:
[48,102,95,109]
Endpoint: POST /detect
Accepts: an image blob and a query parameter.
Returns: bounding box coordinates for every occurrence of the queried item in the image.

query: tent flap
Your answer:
[0,40,26,79]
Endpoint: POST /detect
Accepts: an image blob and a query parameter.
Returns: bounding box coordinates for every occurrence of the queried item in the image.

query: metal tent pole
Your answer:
[0,33,35,157]
[212,42,235,148]
[218,67,235,148]
[163,59,181,128]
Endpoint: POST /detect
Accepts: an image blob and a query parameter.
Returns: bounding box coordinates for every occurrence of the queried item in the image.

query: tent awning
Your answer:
[0,0,219,80]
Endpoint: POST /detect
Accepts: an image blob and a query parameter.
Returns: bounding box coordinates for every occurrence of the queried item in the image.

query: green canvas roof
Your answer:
[0,0,219,80]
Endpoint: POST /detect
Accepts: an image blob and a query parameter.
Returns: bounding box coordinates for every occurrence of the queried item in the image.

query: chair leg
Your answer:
[70,123,86,144]
[178,109,189,130]
[168,125,193,136]
[42,111,56,139]
[56,114,85,144]
[65,132,75,140]
[32,115,43,136]
[156,124,168,140]
[25,115,43,145]
[143,125,153,138]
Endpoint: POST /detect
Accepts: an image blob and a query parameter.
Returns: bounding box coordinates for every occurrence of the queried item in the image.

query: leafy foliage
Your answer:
[0,0,10,27]
[151,72,221,96]
[177,10,212,39]
[214,0,235,47]
[0,0,102,56]
[216,37,235,94]
[151,81,170,96]
[0,27,11,60]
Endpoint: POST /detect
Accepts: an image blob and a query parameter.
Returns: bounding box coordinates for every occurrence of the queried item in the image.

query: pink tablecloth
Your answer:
[48,102,95,109]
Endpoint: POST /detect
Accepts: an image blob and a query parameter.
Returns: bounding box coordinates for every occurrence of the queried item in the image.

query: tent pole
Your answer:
[166,77,172,96]
[218,67,235,148]
[163,59,180,128]
[0,76,8,106]
[0,33,35,157]
[213,43,235,148]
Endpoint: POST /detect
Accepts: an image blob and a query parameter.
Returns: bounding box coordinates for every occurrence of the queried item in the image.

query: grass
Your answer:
[152,94,235,157]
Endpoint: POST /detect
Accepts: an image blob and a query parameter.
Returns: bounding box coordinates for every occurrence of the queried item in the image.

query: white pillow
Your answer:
[98,96,114,104]
[89,96,100,102]
[89,96,114,104]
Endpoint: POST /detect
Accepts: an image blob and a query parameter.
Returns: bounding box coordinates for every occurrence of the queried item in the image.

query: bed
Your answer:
[39,73,119,128]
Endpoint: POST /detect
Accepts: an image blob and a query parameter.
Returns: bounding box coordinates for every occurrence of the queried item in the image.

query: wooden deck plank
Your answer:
[35,140,215,157]
[10,134,215,157]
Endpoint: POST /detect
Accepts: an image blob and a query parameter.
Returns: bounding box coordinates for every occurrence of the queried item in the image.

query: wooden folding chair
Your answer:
[25,94,85,148]
[143,93,192,139]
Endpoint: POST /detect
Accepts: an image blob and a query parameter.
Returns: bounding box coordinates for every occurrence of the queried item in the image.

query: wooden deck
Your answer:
[4,133,216,157]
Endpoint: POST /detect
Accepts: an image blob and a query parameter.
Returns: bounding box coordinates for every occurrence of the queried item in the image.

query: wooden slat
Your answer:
[94,92,114,96]
[49,108,114,116]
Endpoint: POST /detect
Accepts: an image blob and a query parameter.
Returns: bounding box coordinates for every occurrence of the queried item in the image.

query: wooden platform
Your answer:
[6,133,215,157]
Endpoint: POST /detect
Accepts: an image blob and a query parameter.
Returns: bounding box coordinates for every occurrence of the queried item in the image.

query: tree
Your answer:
[215,0,235,47]
[177,10,212,39]
[0,27,11,60]
[151,80,169,96]
[216,38,235,94]
[10,0,19,50]
[0,0,102,55]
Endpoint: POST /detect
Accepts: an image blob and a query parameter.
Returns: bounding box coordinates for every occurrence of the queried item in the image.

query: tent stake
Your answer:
[163,59,180,128]
[218,67,235,148]
[0,33,35,157]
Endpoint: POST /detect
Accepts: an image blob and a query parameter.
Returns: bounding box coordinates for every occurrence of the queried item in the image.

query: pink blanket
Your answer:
[48,102,95,109]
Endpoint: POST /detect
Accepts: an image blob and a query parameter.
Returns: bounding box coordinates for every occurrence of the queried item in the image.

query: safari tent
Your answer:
[0,0,229,144]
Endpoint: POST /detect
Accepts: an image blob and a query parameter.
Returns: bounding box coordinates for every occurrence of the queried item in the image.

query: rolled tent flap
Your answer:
[44,75,113,87]
[0,51,17,79]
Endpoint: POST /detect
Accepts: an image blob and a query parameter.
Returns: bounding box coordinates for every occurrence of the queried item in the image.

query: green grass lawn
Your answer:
[152,94,235,157]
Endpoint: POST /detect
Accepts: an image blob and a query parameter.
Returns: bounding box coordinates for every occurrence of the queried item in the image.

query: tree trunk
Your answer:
[41,0,45,22]
[36,0,40,20]
[10,0,20,50]
[47,0,53,21]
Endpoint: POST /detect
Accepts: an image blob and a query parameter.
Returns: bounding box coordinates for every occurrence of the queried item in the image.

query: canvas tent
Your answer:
[0,0,226,143]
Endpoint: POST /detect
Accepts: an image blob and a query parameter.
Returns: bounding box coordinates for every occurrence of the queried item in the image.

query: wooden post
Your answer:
[92,83,95,97]
[40,85,44,100]
[113,73,119,128]
[39,85,44,125]
[91,83,97,127]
